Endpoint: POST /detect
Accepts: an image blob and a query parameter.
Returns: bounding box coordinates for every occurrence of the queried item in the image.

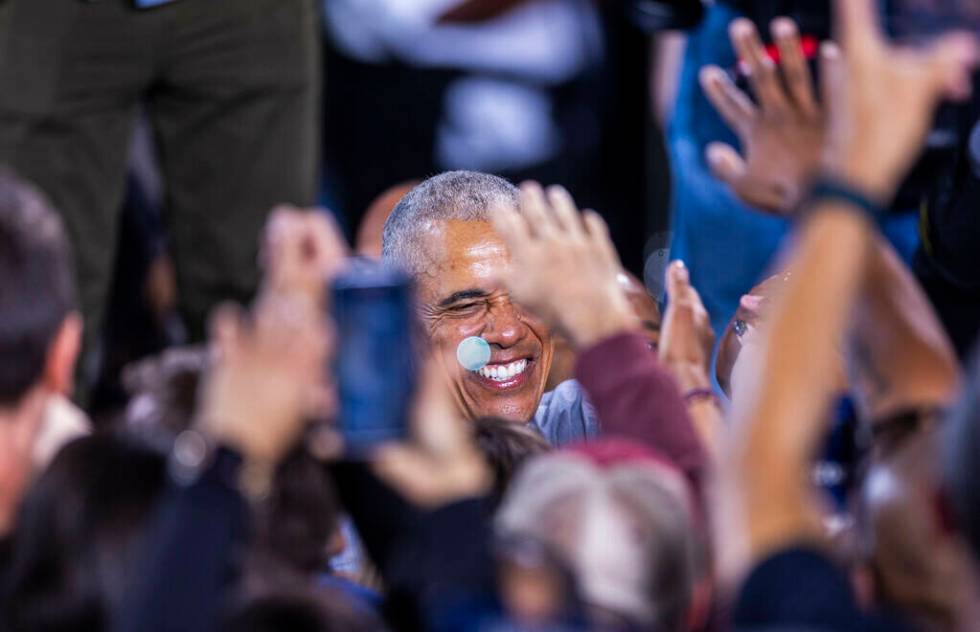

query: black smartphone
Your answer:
[331,259,417,457]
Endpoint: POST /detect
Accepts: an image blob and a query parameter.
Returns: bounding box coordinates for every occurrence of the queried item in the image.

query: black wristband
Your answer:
[796,178,886,225]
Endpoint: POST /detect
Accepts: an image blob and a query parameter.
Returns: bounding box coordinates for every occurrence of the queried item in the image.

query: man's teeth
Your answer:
[476,359,528,381]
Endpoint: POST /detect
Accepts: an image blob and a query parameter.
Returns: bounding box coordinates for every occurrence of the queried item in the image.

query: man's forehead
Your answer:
[415,219,511,299]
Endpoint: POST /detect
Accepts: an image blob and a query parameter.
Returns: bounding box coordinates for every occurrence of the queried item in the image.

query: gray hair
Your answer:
[381,171,518,276]
[496,451,700,630]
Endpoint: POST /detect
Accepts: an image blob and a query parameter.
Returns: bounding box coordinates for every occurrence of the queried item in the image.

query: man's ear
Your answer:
[43,312,82,397]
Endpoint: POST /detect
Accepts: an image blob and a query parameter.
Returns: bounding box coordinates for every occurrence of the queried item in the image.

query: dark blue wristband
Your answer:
[796,179,886,225]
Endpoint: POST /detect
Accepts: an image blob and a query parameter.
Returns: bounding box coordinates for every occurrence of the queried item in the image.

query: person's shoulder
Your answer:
[533,380,598,447]
[733,545,913,632]
[537,379,588,414]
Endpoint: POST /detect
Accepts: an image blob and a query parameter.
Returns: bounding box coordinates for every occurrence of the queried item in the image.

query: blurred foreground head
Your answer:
[382,171,555,423]
[355,181,417,258]
[495,441,700,630]
[862,425,980,632]
[1,434,167,631]
[0,168,79,406]
[0,169,82,535]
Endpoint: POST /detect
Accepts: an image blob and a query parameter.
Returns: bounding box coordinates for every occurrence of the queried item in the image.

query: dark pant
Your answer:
[0,0,319,390]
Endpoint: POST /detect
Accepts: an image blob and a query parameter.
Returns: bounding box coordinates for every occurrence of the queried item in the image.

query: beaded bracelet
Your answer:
[684,388,720,407]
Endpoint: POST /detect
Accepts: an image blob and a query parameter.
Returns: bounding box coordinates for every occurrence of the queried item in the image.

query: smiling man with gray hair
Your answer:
[382,170,597,446]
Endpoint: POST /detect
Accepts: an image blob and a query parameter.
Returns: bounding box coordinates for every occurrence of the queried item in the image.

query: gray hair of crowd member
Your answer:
[943,352,980,566]
[495,448,699,631]
[0,168,76,405]
[381,171,518,276]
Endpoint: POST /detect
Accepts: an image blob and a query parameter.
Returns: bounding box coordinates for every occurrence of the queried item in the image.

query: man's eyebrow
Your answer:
[438,289,491,308]
[642,320,661,332]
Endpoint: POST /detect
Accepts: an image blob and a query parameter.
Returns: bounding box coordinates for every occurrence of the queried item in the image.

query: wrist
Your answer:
[170,429,275,503]
[824,154,896,206]
[664,360,712,393]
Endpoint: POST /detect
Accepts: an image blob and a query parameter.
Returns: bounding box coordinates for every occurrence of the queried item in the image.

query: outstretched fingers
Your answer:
[700,65,758,137]
[772,17,819,118]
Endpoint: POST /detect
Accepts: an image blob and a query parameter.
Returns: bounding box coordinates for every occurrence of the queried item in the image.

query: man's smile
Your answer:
[468,358,533,391]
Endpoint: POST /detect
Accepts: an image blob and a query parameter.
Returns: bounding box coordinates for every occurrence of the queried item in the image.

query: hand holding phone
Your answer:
[332,260,417,457]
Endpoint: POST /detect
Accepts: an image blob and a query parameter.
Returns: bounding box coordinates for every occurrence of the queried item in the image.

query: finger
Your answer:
[687,285,711,324]
[730,18,790,115]
[739,293,770,318]
[926,33,979,101]
[705,142,748,188]
[545,185,585,237]
[818,41,844,114]
[306,422,344,462]
[582,210,622,271]
[771,17,820,117]
[834,0,881,51]
[700,65,758,137]
[491,205,530,256]
[519,181,555,239]
[665,259,689,300]
[306,211,349,280]
[208,303,245,359]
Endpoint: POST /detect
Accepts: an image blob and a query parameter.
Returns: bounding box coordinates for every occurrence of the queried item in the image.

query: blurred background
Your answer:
[93,0,692,419]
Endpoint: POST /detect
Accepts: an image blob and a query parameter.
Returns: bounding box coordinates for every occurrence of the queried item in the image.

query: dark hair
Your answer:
[255,446,340,575]
[0,434,167,631]
[224,554,382,632]
[381,171,518,275]
[472,416,551,506]
[123,348,340,576]
[123,346,208,445]
[0,168,75,405]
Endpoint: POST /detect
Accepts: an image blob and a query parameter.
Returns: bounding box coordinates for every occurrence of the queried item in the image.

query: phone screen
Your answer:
[331,261,417,456]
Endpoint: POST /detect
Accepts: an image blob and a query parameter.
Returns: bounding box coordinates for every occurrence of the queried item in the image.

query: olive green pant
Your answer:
[0,0,320,394]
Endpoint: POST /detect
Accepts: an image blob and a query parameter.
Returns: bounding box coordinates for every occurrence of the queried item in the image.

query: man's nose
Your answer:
[482,301,527,348]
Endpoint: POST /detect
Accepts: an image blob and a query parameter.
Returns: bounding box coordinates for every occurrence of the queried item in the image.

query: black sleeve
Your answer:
[732,546,911,632]
[330,462,497,631]
[113,449,251,632]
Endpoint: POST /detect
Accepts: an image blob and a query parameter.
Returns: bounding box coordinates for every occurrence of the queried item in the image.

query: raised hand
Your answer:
[825,0,977,202]
[491,182,637,348]
[658,261,714,392]
[197,294,329,471]
[372,360,491,508]
[261,205,348,304]
[700,18,825,213]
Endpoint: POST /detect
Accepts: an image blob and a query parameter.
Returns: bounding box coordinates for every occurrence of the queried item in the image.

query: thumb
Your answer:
[926,32,978,101]
[666,260,691,303]
[706,142,747,189]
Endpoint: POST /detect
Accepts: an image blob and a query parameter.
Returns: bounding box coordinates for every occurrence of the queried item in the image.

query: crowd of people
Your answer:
[3,0,980,631]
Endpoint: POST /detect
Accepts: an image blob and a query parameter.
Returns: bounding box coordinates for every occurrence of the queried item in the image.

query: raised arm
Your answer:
[116,209,340,632]
[492,183,707,491]
[723,0,977,571]
[848,238,960,431]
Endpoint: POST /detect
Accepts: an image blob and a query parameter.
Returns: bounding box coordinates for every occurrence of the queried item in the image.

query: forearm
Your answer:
[115,450,251,632]
[576,332,708,492]
[331,462,496,629]
[849,238,960,422]
[665,360,725,457]
[732,207,873,558]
